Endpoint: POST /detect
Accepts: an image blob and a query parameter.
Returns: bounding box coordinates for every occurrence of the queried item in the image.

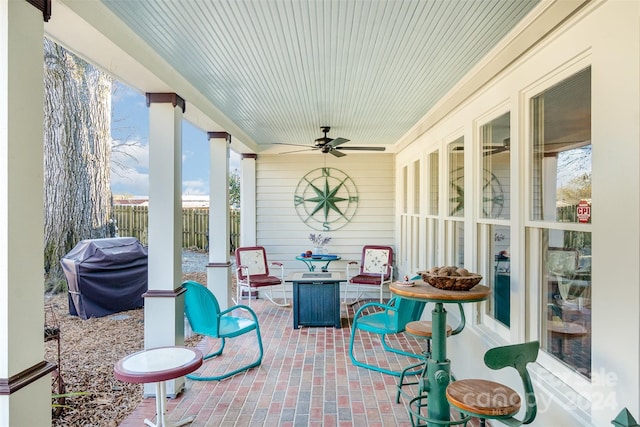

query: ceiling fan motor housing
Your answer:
[315,126,333,146]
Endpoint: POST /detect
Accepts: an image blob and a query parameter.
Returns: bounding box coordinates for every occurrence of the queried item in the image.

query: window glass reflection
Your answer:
[448,137,464,217]
[428,151,439,216]
[480,113,509,219]
[446,220,464,268]
[488,224,511,326]
[530,68,591,223]
[542,228,592,378]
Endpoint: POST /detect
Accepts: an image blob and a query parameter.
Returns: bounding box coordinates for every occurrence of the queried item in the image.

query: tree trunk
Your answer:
[43,38,113,289]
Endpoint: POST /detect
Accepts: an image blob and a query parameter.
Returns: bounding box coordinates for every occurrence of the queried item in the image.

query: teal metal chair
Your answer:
[349,295,426,377]
[443,341,540,427]
[182,280,263,381]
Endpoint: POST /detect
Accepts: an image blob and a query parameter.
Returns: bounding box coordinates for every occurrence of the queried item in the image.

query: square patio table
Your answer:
[289,271,345,329]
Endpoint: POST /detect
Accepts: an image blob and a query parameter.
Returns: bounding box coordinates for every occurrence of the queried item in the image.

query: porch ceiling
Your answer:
[57,0,548,153]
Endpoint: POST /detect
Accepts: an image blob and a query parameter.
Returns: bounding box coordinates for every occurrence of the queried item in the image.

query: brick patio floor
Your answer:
[118,297,483,427]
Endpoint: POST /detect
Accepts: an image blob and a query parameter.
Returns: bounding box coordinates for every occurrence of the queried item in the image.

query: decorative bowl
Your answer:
[420,272,482,291]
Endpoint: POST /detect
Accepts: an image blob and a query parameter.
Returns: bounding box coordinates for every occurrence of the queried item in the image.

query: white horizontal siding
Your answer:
[255,154,396,275]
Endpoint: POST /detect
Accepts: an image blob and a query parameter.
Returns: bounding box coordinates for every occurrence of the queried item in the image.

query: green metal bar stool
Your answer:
[444,341,539,427]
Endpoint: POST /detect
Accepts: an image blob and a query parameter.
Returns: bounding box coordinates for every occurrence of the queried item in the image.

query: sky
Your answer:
[110,81,240,196]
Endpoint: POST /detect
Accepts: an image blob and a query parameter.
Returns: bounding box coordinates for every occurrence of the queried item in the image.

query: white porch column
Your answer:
[0,1,54,426]
[144,93,185,397]
[206,132,232,310]
[240,153,257,247]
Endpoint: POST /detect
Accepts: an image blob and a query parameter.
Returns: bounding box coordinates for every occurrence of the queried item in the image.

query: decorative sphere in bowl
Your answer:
[420,266,482,291]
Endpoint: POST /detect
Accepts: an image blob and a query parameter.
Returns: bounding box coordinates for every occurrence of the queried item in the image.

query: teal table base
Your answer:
[423,304,453,425]
[295,255,340,272]
[408,305,470,426]
[408,394,470,426]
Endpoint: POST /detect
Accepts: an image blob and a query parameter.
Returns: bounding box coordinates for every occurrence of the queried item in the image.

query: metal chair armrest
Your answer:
[353,297,400,319]
[237,264,251,282]
[269,261,285,281]
[382,263,394,283]
[346,261,359,280]
[221,304,260,323]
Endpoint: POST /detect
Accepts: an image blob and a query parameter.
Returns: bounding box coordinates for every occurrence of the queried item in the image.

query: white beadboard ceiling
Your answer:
[100,0,541,152]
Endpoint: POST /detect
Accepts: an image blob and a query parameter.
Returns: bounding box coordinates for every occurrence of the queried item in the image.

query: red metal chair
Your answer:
[235,246,290,307]
[344,245,394,304]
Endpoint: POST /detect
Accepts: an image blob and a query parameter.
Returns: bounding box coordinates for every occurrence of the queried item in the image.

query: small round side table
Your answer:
[114,346,203,427]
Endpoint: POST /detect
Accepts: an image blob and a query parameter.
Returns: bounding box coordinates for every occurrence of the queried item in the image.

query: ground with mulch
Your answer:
[45,269,209,427]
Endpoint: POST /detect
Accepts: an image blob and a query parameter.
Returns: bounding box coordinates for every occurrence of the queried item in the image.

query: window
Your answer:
[402,165,408,214]
[448,137,464,217]
[428,151,439,216]
[425,150,440,268]
[486,225,511,327]
[481,113,510,220]
[541,230,591,378]
[530,68,591,223]
[477,112,511,327]
[446,220,464,268]
[530,67,592,379]
[413,160,420,214]
[447,137,465,267]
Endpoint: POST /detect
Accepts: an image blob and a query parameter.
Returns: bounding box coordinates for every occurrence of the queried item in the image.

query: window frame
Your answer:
[523,61,593,395]
[474,106,513,340]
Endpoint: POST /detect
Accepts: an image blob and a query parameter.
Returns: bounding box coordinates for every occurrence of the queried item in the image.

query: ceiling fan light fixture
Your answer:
[315,136,332,145]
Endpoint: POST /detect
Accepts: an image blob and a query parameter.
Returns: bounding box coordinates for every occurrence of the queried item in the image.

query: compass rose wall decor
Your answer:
[449,167,505,218]
[294,167,358,231]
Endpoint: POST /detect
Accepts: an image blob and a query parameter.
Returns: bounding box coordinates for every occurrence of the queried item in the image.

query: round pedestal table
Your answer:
[390,281,490,426]
[114,346,203,427]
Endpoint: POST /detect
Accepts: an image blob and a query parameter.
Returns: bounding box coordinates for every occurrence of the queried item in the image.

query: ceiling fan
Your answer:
[276,126,386,157]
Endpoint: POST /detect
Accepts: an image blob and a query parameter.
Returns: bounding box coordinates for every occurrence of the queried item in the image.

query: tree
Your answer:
[43,38,113,290]
[558,173,591,205]
[110,81,146,180]
[229,169,240,207]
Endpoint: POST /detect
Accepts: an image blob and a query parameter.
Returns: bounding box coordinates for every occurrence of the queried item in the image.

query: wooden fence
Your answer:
[113,206,240,251]
[557,202,591,224]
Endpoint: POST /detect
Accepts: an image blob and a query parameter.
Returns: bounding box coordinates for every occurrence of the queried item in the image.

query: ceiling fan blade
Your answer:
[271,142,308,147]
[483,138,510,156]
[336,146,386,151]
[279,147,319,154]
[330,149,346,158]
[329,137,350,148]
[483,146,509,156]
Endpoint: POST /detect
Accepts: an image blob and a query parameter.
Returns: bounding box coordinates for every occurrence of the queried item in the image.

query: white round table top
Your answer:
[114,346,203,384]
